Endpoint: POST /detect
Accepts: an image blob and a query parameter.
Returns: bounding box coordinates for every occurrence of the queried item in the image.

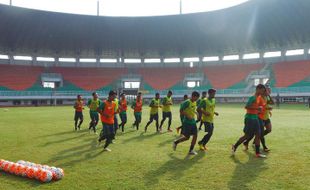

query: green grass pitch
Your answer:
[0,104,309,190]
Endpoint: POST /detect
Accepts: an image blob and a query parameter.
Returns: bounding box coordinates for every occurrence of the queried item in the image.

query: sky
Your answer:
[0,0,249,17]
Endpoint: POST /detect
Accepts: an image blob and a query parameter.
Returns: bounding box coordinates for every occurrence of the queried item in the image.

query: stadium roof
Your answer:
[0,0,310,58]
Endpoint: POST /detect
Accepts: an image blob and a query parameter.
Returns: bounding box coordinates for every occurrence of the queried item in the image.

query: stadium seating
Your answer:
[203,64,263,89]
[272,60,310,87]
[50,67,127,91]
[137,67,195,90]
[0,64,43,90]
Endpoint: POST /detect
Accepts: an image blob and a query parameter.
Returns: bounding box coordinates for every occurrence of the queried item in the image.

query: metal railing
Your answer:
[1,86,310,97]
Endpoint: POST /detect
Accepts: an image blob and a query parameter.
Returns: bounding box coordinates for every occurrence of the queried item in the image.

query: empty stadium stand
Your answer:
[203,64,264,89]
[272,60,310,87]
[0,64,43,90]
[50,67,128,91]
[137,67,196,90]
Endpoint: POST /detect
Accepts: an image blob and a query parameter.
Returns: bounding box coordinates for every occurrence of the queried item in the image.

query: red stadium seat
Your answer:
[50,67,127,90]
[0,64,43,90]
[137,67,195,90]
[203,64,263,89]
[273,60,310,87]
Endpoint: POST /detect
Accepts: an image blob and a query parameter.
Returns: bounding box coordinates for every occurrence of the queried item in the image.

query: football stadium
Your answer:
[0,0,310,189]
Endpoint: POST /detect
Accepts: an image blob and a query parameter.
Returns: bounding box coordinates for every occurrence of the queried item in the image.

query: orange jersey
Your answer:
[100,100,116,125]
[134,100,143,113]
[246,95,263,115]
[119,99,127,113]
[75,100,84,112]
[258,96,268,119]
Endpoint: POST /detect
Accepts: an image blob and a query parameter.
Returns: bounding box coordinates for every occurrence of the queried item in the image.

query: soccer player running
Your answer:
[118,93,128,132]
[131,92,143,130]
[173,91,200,155]
[231,84,266,158]
[159,90,173,132]
[144,93,161,133]
[73,95,84,131]
[243,86,274,152]
[197,89,219,151]
[197,91,207,131]
[97,90,117,152]
[87,92,101,134]
[176,94,188,134]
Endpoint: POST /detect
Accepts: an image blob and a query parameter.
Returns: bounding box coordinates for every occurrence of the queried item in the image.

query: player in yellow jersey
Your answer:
[87,92,102,134]
[197,89,219,151]
[173,91,200,155]
[144,93,161,133]
[159,90,173,132]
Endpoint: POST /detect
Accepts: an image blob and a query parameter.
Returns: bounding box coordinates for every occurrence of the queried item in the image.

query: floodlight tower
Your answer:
[179,0,183,14]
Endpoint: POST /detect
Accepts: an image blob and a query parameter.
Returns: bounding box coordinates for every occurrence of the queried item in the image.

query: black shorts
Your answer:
[100,123,115,138]
[162,112,172,120]
[149,113,159,122]
[243,118,260,137]
[181,123,198,138]
[74,111,83,121]
[203,122,214,133]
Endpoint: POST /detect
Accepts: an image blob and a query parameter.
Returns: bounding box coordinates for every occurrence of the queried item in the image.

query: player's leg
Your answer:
[89,113,94,132]
[167,112,172,132]
[74,112,78,131]
[159,112,167,131]
[113,115,119,137]
[77,113,83,130]
[198,120,203,131]
[144,114,154,132]
[93,114,99,133]
[264,119,272,135]
[136,114,141,130]
[103,124,114,151]
[232,118,253,154]
[188,124,198,155]
[121,114,127,132]
[199,122,214,150]
[155,114,159,132]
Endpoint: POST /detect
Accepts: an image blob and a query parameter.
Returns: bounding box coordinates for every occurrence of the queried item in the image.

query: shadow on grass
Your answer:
[37,129,86,138]
[118,129,137,135]
[228,152,268,190]
[144,152,205,187]
[47,138,104,168]
[157,136,175,147]
[41,133,88,147]
[122,132,159,144]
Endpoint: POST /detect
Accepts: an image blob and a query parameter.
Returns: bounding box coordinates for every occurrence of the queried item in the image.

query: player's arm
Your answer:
[73,102,78,109]
[267,95,275,105]
[149,100,158,108]
[131,101,135,110]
